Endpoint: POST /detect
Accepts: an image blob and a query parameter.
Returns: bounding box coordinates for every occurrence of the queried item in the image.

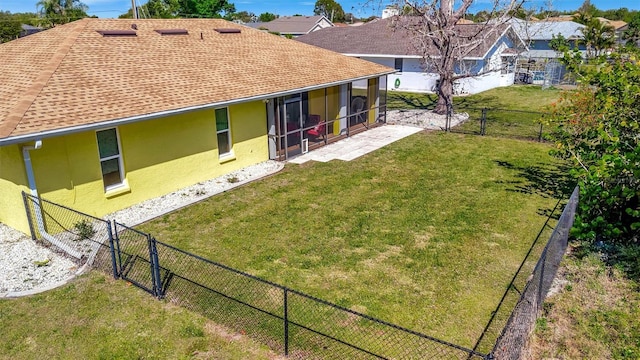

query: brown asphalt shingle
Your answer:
[0,18,393,140]
[296,17,511,58]
[250,15,329,35]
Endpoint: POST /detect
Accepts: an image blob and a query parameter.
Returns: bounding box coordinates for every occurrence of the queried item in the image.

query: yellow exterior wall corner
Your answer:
[1,100,269,231]
[0,144,31,234]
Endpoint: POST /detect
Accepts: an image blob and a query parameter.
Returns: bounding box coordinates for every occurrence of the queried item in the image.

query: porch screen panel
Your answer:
[379,75,387,119]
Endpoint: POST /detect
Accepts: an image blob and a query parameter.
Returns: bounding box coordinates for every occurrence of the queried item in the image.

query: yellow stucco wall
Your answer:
[0,101,268,233]
[0,145,31,234]
[368,78,379,124]
[308,89,326,122]
[326,86,340,135]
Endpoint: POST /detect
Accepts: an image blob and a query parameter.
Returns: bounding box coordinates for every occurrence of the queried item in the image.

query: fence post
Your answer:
[148,235,163,298]
[106,221,119,279]
[481,108,487,136]
[537,251,546,313]
[112,220,123,277]
[21,192,37,241]
[446,102,453,132]
[538,123,543,142]
[284,288,289,356]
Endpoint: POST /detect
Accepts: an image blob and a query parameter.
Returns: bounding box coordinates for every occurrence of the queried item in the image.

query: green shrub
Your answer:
[548,50,640,245]
[73,219,95,240]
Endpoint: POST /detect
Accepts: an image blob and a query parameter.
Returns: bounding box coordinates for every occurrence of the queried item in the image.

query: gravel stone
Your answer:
[0,160,283,297]
[386,109,469,129]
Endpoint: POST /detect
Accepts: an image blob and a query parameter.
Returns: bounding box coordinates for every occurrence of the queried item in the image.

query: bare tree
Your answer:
[390,0,525,114]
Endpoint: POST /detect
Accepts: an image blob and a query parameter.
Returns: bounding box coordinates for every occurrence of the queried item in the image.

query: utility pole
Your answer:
[131,0,139,19]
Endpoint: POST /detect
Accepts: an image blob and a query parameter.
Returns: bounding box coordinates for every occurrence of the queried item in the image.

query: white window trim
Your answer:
[215,107,233,159]
[96,127,126,192]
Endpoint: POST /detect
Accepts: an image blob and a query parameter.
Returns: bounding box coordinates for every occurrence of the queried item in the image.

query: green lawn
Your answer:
[0,272,278,360]
[141,132,570,349]
[1,85,569,357]
[387,85,563,140]
[387,85,561,112]
[529,251,640,359]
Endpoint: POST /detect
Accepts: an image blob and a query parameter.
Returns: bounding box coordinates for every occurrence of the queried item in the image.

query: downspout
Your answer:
[23,141,82,258]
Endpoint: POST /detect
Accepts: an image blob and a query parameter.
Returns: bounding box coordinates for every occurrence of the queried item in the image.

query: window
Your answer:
[96,128,124,190]
[215,108,232,156]
[394,58,403,72]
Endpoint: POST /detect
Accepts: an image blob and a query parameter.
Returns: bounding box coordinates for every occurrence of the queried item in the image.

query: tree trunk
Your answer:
[435,44,455,115]
[435,73,453,115]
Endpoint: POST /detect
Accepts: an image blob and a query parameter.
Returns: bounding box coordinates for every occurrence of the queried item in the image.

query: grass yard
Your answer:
[141,132,571,349]
[387,85,562,112]
[387,85,563,140]
[528,250,640,359]
[0,272,278,360]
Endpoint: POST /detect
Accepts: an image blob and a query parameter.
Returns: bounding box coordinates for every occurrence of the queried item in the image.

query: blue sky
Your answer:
[2,0,639,19]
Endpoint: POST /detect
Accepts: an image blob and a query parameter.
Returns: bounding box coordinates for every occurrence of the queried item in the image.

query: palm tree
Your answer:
[581,18,615,58]
[572,12,591,25]
[37,0,88,27]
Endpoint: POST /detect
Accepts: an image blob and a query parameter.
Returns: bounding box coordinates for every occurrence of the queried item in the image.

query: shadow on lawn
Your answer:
[387,93,437,109]
[495,160,575,217]
[455,95,502,110]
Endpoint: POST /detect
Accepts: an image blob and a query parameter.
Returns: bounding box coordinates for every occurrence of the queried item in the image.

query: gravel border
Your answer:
[0,160,284,297]
[386,109,469,129]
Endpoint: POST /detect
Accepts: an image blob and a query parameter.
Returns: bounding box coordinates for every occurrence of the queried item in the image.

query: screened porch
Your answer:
[267,76,388,161]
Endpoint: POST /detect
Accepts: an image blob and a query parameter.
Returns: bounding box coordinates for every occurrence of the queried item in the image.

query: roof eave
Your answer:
[0,71,394,147]
[344,53,422,59]
[479,25,523,60]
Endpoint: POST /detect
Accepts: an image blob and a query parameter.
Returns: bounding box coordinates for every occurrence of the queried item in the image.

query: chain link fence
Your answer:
[451,107,550,142]
[22,188,578,359]
[150,240,487,359]
[477,186,579,359]
[22,192,115,275]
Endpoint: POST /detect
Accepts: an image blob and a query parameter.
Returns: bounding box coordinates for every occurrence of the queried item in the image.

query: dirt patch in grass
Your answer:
[527,247,640,359]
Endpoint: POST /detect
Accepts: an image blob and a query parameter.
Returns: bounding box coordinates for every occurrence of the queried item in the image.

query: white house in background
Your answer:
[246,15,333,37]
[508,19,587,59]
[381,7,399,19]
[296,17,525,95]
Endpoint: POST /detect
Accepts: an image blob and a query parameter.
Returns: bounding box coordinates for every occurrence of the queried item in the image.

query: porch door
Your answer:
[282,96,304,157]
[349,81,369,134]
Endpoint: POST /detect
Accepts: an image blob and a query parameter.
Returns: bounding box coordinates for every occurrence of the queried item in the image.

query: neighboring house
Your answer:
[247,15,333,37]
[598,18,628,45]
[296,18,524,95]
[508,19,587,59]
[538,15,625,47]
[20,24,43,38]
[0,18,393,234]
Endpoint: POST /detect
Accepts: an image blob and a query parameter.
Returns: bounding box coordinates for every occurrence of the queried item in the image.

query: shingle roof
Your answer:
[246,15,331,35]
[509,19,585,40]
[295,17,512,58]
[0,18,392,141]
[600,19,627,30]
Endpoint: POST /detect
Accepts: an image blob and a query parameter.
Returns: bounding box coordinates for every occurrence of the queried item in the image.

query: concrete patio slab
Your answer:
[288,125,423,164]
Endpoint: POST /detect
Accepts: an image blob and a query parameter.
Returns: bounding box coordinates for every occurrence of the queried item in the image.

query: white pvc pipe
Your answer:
[22,141,82,259]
